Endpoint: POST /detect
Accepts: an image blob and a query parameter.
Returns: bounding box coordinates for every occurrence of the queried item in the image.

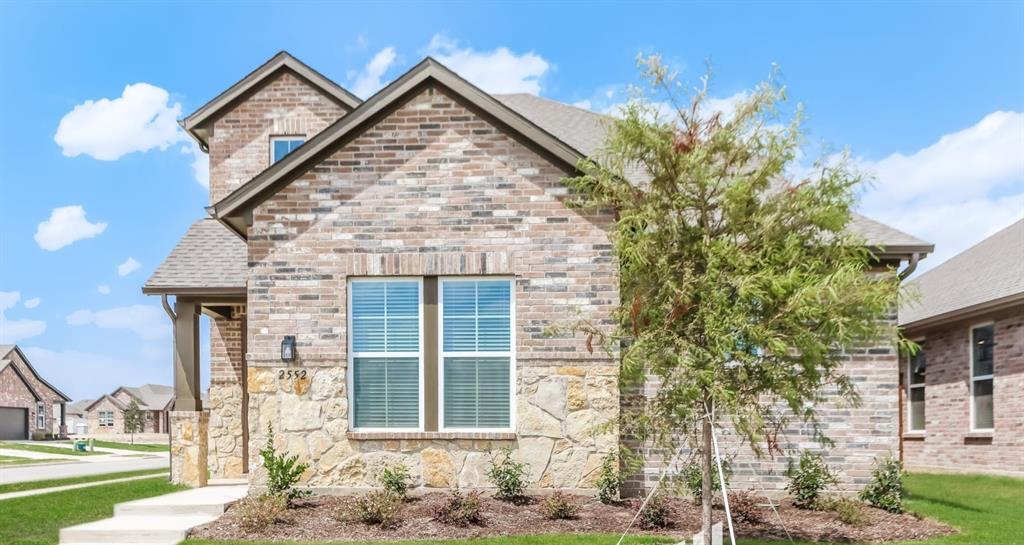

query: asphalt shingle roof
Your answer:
[143,219,247,293]
[120,384,175,410]
[900,219,1024,327]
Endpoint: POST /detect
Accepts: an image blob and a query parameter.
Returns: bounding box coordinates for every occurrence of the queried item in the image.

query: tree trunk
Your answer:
[701,415,713,545]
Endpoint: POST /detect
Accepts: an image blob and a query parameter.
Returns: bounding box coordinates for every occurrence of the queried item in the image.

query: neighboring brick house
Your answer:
[0,345,71,440]
[66,399,92,435]
[899,219,1023,477]
[143,52,933,492]
[82,384,175,435]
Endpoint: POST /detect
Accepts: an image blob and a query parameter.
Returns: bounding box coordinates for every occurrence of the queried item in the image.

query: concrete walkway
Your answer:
[60,484,248,545]
[0,457,169,484]
[0,472,169,501]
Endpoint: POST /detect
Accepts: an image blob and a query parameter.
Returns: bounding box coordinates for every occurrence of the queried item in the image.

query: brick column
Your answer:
[170,410,209,487]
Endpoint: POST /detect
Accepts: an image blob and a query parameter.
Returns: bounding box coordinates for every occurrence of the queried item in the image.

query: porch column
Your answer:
[173,300,202,411]
[169,299,208,487]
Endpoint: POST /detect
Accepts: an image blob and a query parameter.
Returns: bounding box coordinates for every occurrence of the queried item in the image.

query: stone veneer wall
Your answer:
[902,306,1023,477]
[243,85,619,492]
[208,314,247,479]
[207,70,349,203]
[170,410,209,487]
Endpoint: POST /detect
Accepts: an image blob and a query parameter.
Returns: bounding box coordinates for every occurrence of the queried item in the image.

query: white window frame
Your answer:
[346,277,425,432]
[269,135,305,164]
[438,276,516,433]
[99,410,114,427]
[968,322,995,432]
[35,402,45,429]
[906,338,926,432]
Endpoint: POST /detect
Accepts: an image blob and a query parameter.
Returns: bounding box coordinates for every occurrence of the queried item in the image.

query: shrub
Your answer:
[727,491,764,524]
[542,491,581,520]
[378,463,412,499]
[486,448,529,500]
[434,489,484,526]
[821,497,867,526]
[259,424,310,503]
[237,493,288,531]
[786,450,837,510]
[596,451,624,504]
[637,492,672,529]
[344,491,402,528]
[860,456,904,514]
[682,457,732,503]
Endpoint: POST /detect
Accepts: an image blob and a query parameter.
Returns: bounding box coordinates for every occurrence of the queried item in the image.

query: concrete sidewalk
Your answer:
[0,457,169,484]
[0,472,169,501]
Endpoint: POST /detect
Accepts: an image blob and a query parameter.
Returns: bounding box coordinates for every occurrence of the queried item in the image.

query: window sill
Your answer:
[965,430,994,439]
[902,431,926,440]
[347,431,516,441]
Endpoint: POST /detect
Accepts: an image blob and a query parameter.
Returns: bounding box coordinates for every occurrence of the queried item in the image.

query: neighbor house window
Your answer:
[99,411,114,427]
[440,279,513,430]
[36,402,45,429]
[270,136,304,163]
[349,279,422,430]
[970,325,995,430]
[907,342,926,431]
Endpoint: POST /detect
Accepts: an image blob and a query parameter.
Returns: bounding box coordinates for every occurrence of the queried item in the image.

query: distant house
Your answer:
[0,345,71,440]
[899,219,1023,477]
[83,384,175,435]
[66,399,93,435]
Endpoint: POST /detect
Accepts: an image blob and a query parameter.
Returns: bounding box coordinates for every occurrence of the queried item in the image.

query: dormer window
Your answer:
[270,136,305,164]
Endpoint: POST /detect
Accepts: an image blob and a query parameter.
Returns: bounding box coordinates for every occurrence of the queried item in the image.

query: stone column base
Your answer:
[170,410,209,487]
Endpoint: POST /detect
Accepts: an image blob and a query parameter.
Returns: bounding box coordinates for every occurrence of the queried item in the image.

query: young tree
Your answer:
[122,399,145,445]
[563,56,906,543]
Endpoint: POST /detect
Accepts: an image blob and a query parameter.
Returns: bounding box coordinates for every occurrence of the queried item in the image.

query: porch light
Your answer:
[281,335,296,361]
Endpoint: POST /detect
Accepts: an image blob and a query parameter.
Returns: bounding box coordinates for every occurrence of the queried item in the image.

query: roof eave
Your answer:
[141,286,247,297]
[900,291,1024,332]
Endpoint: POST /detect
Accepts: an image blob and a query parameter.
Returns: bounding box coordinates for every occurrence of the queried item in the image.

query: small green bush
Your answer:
[637,492,672,529]
[596,451,624,504]
[344,491,402,528]
[727,491,764,524]
[237,493,288,531]
[542,491,581,520]
[259,424,310,503]
[378,463,412,499]
[486,448,529,500]
[860,456,904,513]
[682,457,732,503]
[786,450,837,510]
[821,497,867,526]
[434,490,484,526]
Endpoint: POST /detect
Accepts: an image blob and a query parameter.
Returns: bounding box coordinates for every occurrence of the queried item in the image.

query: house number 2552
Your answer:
[278,369,308,380]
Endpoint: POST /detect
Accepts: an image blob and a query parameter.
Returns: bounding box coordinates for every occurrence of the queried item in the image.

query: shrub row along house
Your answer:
[0,345,70,440]
[144,52,933,492]
[899,218,1023,477]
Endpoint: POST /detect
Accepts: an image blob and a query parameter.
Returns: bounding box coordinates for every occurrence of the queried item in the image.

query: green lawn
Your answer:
[74,439,169,452]
[0,476,184,545]
[0,468,169,495]
[0,454,63,466]
[0,441,100,456]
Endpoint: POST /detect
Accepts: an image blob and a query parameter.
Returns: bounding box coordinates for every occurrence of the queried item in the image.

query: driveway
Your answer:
[0,456,169,484]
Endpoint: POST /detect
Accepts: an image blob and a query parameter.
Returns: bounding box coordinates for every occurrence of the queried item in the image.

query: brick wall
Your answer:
[0,365,36,437]
[902,306,1023,477]
[0,349,66,437]
[86,397,124,435]
[207,70,349,203]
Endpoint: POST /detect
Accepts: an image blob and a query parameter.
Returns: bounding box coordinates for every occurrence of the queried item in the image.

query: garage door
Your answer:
[0,407,28,440]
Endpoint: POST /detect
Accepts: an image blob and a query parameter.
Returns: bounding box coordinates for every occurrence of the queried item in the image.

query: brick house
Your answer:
[899,219,1023,477]
[0,345,71,440]
[81,384,175,435]
[144,52,933,492]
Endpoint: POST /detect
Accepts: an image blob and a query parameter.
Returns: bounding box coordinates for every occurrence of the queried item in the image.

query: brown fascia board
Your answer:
[869,244,935,261]
[8,345,71,401]
[0,361,43,401]
[210,57,585,238]
[141,286,247,297]
[181,51,363,149]
[900,291,1024,333]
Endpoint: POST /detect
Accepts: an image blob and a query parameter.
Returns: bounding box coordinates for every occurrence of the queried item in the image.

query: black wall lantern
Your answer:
[281,335,297,362]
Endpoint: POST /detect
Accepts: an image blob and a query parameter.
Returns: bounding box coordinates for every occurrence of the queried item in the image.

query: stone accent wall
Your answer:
[209,315,247,478]
[244,85,618,492]
[86,397,124,435]
[170,410,209,487]
[207,70,349,203]
[0,349,66,437]
[902,306,1023,477]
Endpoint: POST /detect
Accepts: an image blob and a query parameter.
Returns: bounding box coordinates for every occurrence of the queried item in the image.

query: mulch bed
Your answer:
[190,493,954,543]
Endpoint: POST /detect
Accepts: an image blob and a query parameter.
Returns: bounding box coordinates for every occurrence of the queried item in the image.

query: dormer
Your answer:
[181,52,362,203]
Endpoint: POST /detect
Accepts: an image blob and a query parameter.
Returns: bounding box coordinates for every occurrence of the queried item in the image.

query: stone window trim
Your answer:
[346,431,516,441]
[968,322,995,432]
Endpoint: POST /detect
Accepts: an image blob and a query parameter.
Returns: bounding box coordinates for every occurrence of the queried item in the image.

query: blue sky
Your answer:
[0,1,1021,401]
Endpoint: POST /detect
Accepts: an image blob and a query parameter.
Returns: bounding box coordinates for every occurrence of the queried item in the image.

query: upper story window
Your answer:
[907,342,926,431]
[270,136,305,164]
[970,324,995,430]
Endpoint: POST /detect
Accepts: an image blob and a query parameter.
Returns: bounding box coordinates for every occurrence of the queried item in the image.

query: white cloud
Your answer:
[350,47,398,98]
[180,141,209,188]
[55,83,185,161]
[67,305,170,341]
[21,346,165,400]
[97,285,111,295]
[424,34,550,95]
[117,257,141,277]
[571,100,592,110]
[857,111,1024,273]
[0,291,46,343]
[34,205,108,251]
[24,298,40,309]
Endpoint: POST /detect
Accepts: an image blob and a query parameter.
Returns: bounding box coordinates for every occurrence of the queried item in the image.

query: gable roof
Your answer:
[900,218,1024,329]
[84,393,128,412]
[0,345,71,401]
[181,51,362,150]
[113,384,175,411]
[0,359,43,401]
[67,399,93,416]
[142,218,247,295]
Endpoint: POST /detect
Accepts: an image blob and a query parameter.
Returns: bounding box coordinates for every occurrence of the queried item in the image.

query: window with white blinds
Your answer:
[349,280,422,430]
[440,279,513,430]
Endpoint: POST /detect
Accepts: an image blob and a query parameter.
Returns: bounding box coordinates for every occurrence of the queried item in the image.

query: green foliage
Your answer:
[636,492,672,529]
[786,450,838,509]
[259,424,309,503]
[682,457,731,503]
[433,489,485,526]
[378,463,411,499]
[486,448,529,500]
[237,493,289,531]
[542,491,581,520]
[860,456,904,513]
[821,496,867,526]
[122,399,145,444]
[726,491,764,524]
[596,451,624,504]
[342,491,402,528]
